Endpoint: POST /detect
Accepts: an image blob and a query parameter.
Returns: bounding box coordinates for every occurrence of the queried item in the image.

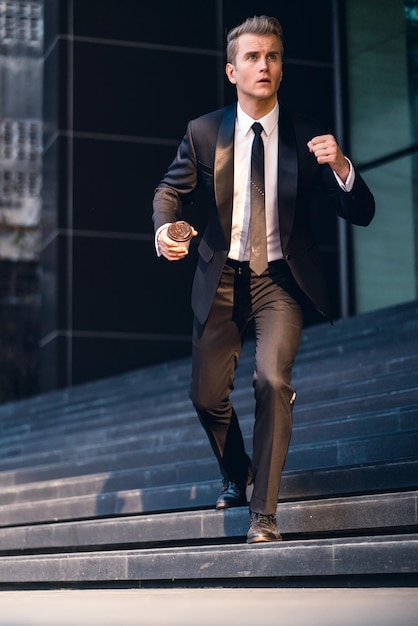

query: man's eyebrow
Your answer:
[243,49,281,56]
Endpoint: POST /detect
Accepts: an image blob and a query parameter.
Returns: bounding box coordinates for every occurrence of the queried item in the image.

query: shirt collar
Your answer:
[236,101,279,137]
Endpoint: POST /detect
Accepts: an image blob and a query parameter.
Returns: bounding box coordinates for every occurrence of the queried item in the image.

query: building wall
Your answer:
[0,1,43,401]
[40,0,337,391]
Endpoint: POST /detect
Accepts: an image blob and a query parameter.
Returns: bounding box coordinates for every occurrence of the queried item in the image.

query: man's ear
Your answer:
[225,63,236,85]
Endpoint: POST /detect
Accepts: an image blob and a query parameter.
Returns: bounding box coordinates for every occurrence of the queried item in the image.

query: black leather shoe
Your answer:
[246,511,282,543]
[215,481,247,510]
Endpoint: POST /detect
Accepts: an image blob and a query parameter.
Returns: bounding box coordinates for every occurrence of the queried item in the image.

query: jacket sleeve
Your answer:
[337,170,376,226]
[321,165,375,227]
[152,123,198,233]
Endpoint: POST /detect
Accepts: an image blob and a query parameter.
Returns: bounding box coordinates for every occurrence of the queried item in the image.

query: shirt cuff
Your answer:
[333,157,355,192]
[155,223,172,256]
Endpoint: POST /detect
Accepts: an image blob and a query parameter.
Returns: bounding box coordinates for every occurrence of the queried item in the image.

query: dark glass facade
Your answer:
[38,0,417,392]
[40,0,339,391]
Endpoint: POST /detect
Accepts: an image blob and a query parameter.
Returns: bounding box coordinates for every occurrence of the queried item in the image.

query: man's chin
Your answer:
[255,90,277,101]
[255,85,277,97]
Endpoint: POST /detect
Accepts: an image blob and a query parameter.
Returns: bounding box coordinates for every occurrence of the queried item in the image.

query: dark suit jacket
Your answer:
[153,103,375,325]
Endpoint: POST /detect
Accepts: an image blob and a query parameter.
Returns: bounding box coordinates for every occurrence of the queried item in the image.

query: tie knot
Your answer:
[252,122,263,137]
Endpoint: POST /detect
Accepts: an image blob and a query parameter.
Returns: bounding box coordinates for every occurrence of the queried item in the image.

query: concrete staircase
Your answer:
[0,301,417,587]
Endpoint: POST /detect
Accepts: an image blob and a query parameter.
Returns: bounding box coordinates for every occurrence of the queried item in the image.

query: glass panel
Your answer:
[354,156,415,310]
[346,0,417,312]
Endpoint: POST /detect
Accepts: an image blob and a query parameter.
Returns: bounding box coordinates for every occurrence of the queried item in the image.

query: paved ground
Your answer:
[0,588,417,626]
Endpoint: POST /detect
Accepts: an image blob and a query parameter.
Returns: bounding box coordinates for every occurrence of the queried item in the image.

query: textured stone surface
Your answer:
[0,491,416,553]
[0,535,417,583]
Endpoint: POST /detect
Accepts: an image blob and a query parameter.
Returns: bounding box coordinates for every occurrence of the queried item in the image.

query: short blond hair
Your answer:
[226,15,284,64]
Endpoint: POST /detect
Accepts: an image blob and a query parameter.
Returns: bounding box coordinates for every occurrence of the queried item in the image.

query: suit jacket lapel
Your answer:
[214,104,236,246]
[278,105,298,254]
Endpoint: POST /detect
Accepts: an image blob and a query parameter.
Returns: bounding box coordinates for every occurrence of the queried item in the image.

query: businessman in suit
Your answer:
[153,15,375,543]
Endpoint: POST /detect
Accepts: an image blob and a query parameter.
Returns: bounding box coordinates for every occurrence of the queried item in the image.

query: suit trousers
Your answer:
[190,259,303,515]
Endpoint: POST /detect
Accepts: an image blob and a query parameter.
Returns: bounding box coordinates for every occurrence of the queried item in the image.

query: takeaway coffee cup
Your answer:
[167,221,193,249]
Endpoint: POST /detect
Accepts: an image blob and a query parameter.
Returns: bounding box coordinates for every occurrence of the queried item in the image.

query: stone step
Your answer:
[0,397,411,472]
[294,350,418,385]
[296,324,418,362]
[1,359,417,456]
[0,319,416,437]
[0,413,416,496]
[296,368,418,403]
[1,401,415,473]
[0,490,415,554]
[296,302,418,350]
[0,459,416,527]
[0,336,415,446]
[0,400,196,448]
[0,533,416,584]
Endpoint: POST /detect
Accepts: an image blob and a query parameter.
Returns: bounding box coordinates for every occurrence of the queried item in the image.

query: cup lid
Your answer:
[167,221,192,242]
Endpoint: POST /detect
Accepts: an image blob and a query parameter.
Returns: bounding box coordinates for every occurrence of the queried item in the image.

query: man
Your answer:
[153,16,375,544]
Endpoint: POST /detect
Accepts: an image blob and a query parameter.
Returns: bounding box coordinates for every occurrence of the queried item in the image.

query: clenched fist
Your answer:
[307,134,350,182]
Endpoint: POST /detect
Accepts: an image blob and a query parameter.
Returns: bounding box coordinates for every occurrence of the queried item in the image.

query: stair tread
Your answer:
[1,459,417,527]
[0,533,417,583]
[0,427,417,495]
[1,405,416,470]
[0,490,416,553]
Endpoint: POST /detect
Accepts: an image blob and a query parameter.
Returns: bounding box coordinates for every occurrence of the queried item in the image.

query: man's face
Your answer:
[226,33,283,109]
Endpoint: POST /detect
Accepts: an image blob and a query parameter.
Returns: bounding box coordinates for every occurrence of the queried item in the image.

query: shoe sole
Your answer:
[246,535,282,544]
[215,500,247,510]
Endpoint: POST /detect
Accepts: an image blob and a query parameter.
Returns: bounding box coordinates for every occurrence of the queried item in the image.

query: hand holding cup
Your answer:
[158,221,198,261]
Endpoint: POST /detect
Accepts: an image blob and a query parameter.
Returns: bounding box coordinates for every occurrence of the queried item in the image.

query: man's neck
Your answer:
[237,96,277,120]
